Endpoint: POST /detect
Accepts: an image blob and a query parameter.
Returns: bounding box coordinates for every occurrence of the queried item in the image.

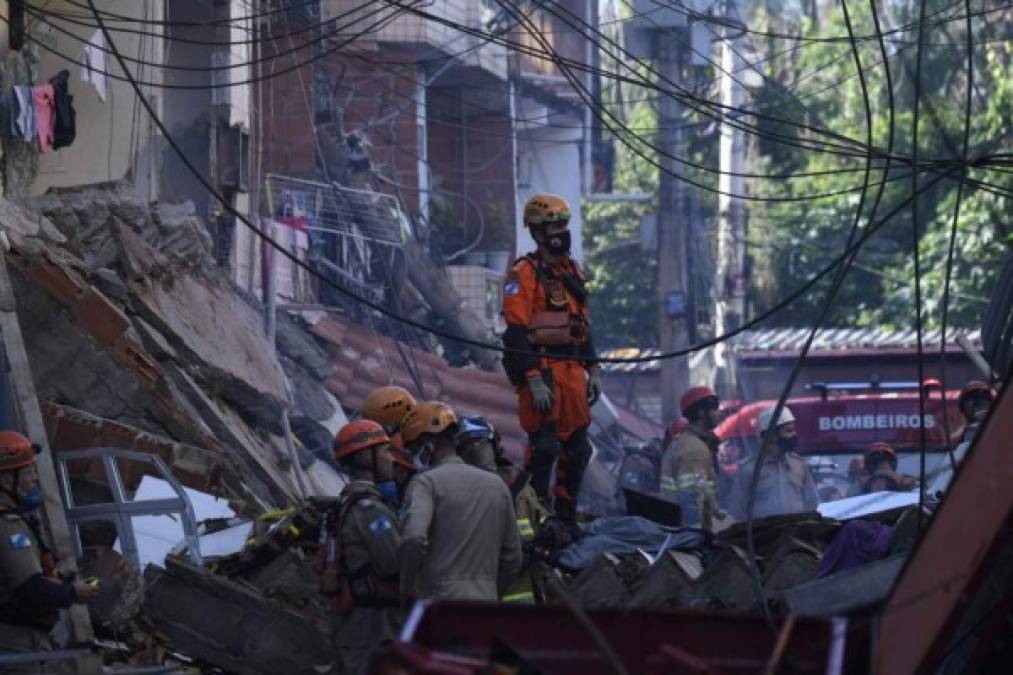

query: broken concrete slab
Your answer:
[686,546,758,610]
[781,554,907,617]
[276,311,333,381]
[144,557,335,675]
[629,550,701,609]
[762,537,822,597]
[129,264,289,432]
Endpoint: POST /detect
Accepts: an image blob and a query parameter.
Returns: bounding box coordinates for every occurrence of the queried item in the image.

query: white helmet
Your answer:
[756,405,796,435]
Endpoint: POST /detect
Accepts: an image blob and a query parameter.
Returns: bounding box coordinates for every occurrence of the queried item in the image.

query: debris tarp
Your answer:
[558,517,708,569]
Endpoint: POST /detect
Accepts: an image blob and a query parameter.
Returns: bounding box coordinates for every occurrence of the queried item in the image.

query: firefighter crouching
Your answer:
[501,193,602,523]
[324,421,402,675]
[1,432,98,672]
[457,415,551,604]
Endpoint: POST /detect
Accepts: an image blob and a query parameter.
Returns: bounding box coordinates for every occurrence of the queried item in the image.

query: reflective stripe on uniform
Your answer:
[502,591,535,603]
[517,517,535,539]
[660,476,677,493]
[676,473,714,490]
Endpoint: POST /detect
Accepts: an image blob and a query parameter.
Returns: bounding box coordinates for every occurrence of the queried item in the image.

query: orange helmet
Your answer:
[523,194,571,228]
[863,442,897,468]
[362,386,417,429]
[0,432,35,473]
[958,381,995,408]
[680,386,718,413]
[401,401,458,445]
[333,420,390,461]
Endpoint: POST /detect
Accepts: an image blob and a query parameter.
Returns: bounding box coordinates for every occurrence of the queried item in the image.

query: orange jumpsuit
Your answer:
[501,253,597,519]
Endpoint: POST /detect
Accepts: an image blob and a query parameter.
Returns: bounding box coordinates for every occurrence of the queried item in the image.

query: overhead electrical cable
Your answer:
[86,0,964,366]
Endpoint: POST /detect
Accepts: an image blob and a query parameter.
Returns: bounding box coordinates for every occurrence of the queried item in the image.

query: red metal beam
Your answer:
[876,381,1013,673]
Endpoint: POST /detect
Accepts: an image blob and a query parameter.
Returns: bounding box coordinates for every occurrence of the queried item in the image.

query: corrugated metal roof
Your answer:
[602,328,982,373]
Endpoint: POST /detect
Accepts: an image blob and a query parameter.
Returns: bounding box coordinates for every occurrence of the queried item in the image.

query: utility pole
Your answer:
[714,0,747,399]
[657,36,690,423]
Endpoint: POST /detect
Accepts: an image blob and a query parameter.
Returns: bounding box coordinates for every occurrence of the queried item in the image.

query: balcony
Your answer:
[323,0,508,80]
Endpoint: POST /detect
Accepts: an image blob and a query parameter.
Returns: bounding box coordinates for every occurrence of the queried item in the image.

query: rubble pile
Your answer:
[552,507,918,617]
[5,185,345,508]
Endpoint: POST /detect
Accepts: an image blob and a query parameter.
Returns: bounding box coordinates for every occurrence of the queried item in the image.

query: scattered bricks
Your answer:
[21,252,87,307]
[111,338,163,389]
[73,287,131,347]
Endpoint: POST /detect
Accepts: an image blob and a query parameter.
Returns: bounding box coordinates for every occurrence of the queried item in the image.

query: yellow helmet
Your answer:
[362,385,417,429]
[401,401,458,445]
[523,193,571,228]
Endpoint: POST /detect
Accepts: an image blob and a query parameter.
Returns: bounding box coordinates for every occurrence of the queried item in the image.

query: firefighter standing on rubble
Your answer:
[326,420,402,675]
[729,407,818,521]
[0,432,98,672]
[399,402,522,602]
[457,415,551,604]
[501,194,601,523]
[659,387,726,530]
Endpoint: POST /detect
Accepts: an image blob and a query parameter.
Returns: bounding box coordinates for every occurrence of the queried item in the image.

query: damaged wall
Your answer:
[2,186,348,510]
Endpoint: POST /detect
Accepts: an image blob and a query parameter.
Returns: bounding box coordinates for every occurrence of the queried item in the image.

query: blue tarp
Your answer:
[558,516,708,569]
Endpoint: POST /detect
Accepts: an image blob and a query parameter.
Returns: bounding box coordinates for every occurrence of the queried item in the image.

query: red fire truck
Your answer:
[716,381,965,501]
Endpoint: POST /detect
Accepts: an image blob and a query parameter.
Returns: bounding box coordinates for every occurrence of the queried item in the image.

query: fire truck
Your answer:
[716,381,965,501]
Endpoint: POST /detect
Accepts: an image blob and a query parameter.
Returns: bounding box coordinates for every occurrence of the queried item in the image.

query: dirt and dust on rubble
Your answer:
[0,181,527,672]
[0,184,925,673]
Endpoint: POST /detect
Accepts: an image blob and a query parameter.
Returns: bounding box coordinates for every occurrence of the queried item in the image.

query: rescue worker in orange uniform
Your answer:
[501,194,602,522]
[325,420,402,675]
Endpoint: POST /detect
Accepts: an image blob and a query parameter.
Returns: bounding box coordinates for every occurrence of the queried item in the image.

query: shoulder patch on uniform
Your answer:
[503,275,521,296]
[368,514,393,536]
[9,532,32,550]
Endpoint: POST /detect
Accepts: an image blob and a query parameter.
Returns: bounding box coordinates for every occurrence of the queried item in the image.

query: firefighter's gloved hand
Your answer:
[527,375,554,413]
[587,369,603,406]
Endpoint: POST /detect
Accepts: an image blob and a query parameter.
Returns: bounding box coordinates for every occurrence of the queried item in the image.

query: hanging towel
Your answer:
[80,29,107,101]
[33,84,55,154]
[49,70,76,149]
[12,86,36,140]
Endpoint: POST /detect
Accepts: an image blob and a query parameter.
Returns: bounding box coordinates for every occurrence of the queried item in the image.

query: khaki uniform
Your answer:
[497,463,551,604]
[619,448,661,495]
[659,426,721,530]
[330,482,401,675]
[400,456,522,602]
[729,452,818,521]
[0,513,54,674]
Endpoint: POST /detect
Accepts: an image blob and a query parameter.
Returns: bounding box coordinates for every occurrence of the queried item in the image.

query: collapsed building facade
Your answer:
[1,2,1011,675]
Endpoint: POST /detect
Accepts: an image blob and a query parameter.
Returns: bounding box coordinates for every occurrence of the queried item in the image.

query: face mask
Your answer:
[376,481,399,505]
[543,230,571,256]
[776,435,798,454]
[18,487,42,512]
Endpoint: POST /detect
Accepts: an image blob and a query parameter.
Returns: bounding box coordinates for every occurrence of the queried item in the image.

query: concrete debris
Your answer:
[782,554,907,617]
[551,507,918,618]
[144,557,334,675]
[19,182,213,270]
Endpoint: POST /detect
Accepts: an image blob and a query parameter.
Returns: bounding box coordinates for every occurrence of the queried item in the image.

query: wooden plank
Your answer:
[0,252,99,672]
